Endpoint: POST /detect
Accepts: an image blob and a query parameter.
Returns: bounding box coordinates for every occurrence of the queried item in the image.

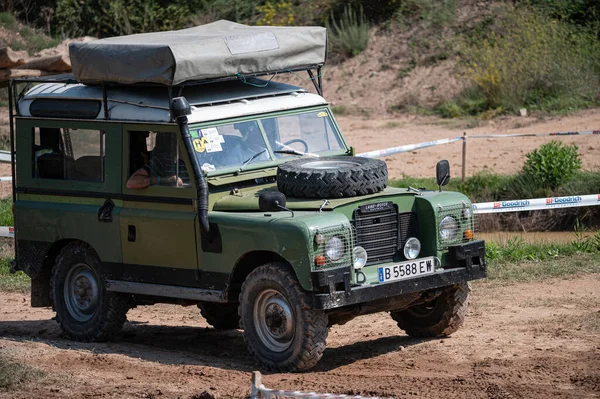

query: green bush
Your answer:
[54,0,199,37]
[327,5,370,58]
[522,141,582,190]
[464,7,600,113]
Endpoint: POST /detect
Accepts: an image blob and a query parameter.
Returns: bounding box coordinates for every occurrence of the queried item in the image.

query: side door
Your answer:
[118,124,201,288]
[14,119,123,275]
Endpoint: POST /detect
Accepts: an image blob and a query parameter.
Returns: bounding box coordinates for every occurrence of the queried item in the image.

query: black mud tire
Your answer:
[277,156,388,198]
[390,282,471,338]
[50,242,129,342]
[238,263,328,372]
[198,303,240,330]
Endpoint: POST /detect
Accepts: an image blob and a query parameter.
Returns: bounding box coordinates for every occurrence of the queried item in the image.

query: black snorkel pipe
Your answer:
[171,97,210,235]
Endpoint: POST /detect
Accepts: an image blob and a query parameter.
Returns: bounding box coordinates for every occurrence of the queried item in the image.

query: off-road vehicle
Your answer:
[8,21,486,371]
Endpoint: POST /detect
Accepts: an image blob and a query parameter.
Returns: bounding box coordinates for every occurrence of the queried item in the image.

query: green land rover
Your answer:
[7,21,486,371]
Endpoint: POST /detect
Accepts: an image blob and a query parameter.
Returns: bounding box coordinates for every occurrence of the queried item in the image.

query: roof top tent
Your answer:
[7,19,328,212]
[9,20,327,122]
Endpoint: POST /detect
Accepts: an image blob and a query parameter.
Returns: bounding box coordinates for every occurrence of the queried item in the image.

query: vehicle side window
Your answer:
[128,131,190,187]
[32,127,105,182]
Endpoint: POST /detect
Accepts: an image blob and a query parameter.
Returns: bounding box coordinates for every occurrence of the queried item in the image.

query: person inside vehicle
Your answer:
[127,132,188,189]
[225,121,270,166]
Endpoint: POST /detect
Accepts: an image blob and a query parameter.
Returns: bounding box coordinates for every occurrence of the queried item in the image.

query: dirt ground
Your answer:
[336,109,600,179]
[1,275,599,398]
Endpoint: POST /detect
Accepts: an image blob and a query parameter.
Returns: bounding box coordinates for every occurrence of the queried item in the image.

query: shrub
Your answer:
[256,1,295,26]
[521,141,581,190]
[327,4,370,58]
[464,7,600,113]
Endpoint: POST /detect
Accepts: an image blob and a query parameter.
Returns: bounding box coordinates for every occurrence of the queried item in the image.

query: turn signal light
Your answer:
[315,255,326,267]
[464,229,474,240]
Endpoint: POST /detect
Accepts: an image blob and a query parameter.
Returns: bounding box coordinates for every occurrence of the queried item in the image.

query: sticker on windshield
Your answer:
[201,163,216,172]
[193,138,208,153]
[205,141,223,153]
[317,111,328,118]
[192,129,200,138]
[201,128,225,143]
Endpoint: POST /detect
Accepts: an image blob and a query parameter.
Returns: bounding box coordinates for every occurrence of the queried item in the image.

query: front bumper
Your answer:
[312,240,486,310]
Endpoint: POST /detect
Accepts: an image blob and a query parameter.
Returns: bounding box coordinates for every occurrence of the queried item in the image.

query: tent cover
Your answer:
[69,20,327,86]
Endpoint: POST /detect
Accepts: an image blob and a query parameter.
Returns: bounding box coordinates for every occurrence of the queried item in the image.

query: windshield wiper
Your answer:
[274,149,309,157]
[236,149,267,174]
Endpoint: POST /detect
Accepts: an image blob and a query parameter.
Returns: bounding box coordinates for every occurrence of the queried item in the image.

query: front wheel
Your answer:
[390,282,471,338]
[239,263,328,372]
[51,242,129,342]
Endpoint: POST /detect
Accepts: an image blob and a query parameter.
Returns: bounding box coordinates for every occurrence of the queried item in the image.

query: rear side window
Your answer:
[33,127,105,182]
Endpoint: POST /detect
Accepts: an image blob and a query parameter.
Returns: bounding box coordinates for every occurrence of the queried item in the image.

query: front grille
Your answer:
[352,202,417,266]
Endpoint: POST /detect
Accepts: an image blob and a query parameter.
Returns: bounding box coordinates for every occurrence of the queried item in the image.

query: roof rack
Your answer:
[10,65,324,121]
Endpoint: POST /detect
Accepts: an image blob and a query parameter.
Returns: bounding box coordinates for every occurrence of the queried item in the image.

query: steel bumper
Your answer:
[312,240,486,310]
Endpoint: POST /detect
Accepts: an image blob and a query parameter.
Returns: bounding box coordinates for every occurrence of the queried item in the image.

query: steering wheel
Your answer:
[283,139,309,153]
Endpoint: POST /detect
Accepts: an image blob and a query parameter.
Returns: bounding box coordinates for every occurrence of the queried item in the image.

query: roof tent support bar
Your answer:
[8,80,16,204]
[102,85,109,120]
[317,65,324,97]
[307,69,322,96]
[12,80,20,116]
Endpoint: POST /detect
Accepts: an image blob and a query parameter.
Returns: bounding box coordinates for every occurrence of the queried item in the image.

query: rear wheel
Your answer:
[198,303,240,330]
[390,282,470,338]
[239,263,328,372]
[51,242,129,342]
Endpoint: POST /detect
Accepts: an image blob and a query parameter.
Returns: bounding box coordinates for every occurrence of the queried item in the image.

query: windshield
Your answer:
[190,109,346,173]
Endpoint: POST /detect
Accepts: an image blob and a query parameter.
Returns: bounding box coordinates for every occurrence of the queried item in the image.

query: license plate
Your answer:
[378,257,435,283]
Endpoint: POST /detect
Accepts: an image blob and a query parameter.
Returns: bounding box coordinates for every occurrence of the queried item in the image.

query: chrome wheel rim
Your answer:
[253,289,295,352]
[64,263,100,322]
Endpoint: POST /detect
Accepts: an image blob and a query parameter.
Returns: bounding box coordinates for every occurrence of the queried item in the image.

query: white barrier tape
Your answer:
[250,371,393,399]
[358,136,462,158]
[472,194,600,214]
[469,129,600,139]
[0,227,14,238]
[256,387,390,399]
[0,151,10,163]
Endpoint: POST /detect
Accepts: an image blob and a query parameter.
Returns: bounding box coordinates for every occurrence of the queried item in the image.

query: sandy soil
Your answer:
[1,275,599,398]
[336,109,600,179]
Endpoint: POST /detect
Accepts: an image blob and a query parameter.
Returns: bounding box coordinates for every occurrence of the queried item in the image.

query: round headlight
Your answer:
[326,236,344,261]
[439,216,459,240]
[462,207,472,219]
[352,246,368,269]
[403,237,421,260]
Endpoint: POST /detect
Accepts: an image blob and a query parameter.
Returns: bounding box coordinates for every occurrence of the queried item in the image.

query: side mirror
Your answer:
[436,160,450,190]
[259,191,287,212]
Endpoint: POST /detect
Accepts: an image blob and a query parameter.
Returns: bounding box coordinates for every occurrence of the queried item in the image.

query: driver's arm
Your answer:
[127,168,153,189]
[127,167,183,189]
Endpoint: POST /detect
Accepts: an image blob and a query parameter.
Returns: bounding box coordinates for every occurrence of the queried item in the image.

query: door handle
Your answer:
[98,199,114,223]
[128,225,136,242]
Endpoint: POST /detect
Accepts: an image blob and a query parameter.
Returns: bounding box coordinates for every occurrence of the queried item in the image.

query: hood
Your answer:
[212,186,417,212]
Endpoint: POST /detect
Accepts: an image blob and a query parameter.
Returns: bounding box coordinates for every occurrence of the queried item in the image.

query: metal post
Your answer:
[461,132,467,183]
[251,371,263,399]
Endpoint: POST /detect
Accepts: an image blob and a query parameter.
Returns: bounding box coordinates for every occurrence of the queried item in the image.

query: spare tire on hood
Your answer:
[276,156,388,198]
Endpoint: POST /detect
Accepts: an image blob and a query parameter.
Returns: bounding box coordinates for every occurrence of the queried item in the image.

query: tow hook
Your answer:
[9,259,18,274]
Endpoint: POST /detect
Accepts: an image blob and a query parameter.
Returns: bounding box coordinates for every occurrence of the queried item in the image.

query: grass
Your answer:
[487,252,600,282]
[0,12,60,54]
[484,231,600,281]
[0,258,29,293]
[0,354,44,391]
[0,198,13,227]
